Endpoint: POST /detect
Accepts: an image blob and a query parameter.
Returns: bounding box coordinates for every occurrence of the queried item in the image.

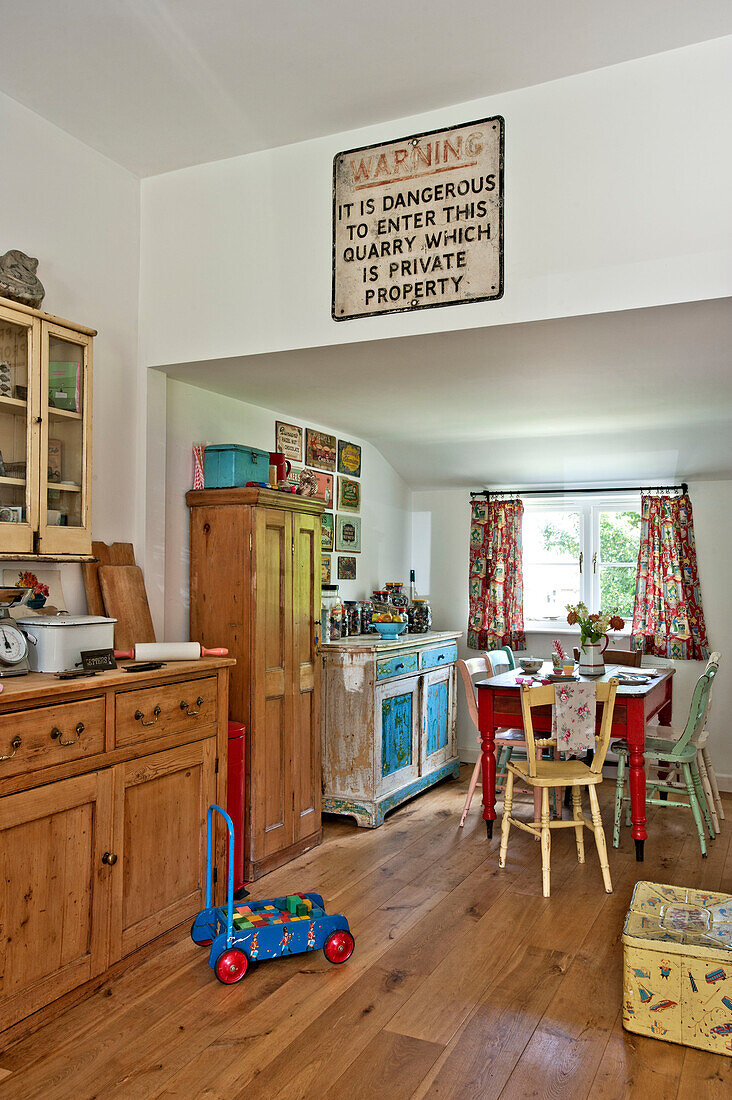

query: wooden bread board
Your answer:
[82,542,135,616]
[98,564,155,650]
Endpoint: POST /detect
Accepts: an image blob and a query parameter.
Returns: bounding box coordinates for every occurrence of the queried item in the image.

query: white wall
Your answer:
[0,90,141,611]
[412,481,732,788]
[162,378,412,641]
[139,37,732,370]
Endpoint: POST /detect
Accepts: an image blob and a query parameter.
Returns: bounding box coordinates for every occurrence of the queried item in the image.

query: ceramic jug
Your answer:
[578,636,609,677]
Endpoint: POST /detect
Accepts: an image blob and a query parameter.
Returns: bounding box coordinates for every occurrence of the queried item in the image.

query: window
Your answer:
[522,496,641,629]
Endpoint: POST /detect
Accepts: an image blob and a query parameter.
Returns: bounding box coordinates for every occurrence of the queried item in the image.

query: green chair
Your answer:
[612,656,720,857]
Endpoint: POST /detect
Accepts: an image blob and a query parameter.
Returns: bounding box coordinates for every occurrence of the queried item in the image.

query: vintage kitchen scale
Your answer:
[0,587,34,676]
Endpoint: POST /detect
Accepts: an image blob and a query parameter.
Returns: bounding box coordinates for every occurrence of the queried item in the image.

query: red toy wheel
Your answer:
[323,930,355,964]
[190,921,212,947]
[214,948,249,984]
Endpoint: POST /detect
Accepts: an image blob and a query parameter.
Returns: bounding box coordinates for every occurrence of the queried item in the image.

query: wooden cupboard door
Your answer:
[0,302,40,555]
[420,666,455,773]
[0,771,113,1031]
[109,740,215,962]
[251,508,293,859]
[375,675,421,798]
[37,321,93,555]
[292,510,321,842]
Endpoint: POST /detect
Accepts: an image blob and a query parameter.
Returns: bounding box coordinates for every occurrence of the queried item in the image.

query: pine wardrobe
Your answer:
[187,487,323,880]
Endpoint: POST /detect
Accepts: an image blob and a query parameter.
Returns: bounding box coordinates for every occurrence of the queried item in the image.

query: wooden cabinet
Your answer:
[322,633,461,827]
[187,487,323,880]
[0,771,113,1033]
[0,659,232,1043]
[110,740,216,960]
[0,295,95,557]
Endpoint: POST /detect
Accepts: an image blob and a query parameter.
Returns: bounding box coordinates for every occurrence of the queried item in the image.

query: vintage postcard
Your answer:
[275,421,303,462]
[305,428,336,471]
[337,476,360,512]
[337,439,362,477]
[321,556,331,584]
[335,514,361,553]
[321,512,334,552]
[337,556,356,580]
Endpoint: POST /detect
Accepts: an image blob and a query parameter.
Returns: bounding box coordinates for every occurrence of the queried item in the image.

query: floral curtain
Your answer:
[468,497,526,651]
[631,492,709,661]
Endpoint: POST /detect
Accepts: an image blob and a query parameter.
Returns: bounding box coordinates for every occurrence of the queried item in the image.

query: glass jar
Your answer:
[321,584,344,641]
[343,601,362,637]
[361,601,376,633]
[385,581,409,611]
[410,598,432,634]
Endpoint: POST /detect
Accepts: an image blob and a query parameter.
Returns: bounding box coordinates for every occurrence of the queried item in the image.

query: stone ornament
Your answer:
[0,250,45,308]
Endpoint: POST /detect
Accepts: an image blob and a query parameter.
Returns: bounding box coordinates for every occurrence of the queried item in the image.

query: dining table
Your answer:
[476,661,675,861]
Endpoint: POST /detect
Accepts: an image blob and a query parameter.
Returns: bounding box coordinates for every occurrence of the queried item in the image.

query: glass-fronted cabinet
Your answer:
[0,297,94,557]
[39,323,92,554]
[0,303,39,554]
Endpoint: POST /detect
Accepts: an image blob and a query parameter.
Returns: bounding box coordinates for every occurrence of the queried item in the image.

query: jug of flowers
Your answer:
[566,603,625,677]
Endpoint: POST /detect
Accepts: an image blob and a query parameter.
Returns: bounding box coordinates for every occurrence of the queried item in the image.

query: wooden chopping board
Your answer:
[98,564,155,650]
[82,542,135,616]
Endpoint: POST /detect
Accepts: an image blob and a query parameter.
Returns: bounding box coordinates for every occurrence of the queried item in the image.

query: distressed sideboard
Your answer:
[321,632,461,827]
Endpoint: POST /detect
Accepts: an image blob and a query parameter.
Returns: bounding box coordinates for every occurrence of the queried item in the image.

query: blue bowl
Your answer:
[372,621,407,639]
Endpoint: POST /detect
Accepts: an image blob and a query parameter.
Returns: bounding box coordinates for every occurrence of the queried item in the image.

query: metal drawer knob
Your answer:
[395,663,405,670]
[101,851,118,866]
[135,705,161,726]
[180,696,204,717]
[437,654,445,661]
[51,722,84,746]
[0,735,21,761]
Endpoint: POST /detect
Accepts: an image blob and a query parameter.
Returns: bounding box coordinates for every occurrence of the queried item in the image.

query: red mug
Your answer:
[269,452,292,485]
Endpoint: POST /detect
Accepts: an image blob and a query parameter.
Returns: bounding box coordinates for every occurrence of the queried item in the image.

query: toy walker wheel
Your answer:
[323,929,355,965]
[214,948,249,984]
[190,921,212,947]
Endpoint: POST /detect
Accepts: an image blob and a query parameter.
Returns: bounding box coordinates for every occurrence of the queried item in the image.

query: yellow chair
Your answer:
[499,678,619,897]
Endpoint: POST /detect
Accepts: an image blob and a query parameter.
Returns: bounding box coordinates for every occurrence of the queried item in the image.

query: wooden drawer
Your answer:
[0,697,105,780]
[376,651,419,681]
[420,643,457,670]
[115,677,218,748]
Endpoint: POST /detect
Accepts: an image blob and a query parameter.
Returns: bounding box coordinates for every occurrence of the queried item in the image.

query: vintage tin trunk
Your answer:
[203,444,270,488]
[622,881,732,1054]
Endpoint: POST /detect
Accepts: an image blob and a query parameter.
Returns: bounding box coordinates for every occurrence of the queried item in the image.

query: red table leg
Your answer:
[477,685,497,839]
[626,698,647,861]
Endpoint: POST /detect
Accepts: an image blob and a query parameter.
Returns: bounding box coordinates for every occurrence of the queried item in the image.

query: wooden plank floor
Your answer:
[2,768,732,1099]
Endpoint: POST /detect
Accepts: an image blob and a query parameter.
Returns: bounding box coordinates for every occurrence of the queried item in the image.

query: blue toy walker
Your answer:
[191,806,355,984]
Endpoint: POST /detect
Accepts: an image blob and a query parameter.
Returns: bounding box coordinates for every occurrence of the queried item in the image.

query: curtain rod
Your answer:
[470,483,688,499]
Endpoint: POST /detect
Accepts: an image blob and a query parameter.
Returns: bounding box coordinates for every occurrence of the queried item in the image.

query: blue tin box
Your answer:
[204,444,270,488]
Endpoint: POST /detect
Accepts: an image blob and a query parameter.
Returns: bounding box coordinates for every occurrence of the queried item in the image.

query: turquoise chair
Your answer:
[612,657,720,857]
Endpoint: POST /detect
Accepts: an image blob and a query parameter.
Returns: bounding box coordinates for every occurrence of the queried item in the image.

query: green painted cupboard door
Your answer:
[425,678,449,757]
[381,692,413,777]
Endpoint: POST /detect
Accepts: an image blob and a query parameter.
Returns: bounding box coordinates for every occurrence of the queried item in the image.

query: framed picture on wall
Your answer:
[337,439,361,477]
[337,556,356,580]
[305,429,336,471]
[321,556,331,584]
[321,512,334,552]
[275,421,303,462]
[335,514,361,553]
[337,476,360,513]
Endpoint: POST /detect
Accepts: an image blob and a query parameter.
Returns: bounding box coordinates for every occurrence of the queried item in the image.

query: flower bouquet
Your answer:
[17,570,50,608]
[566,603,625,676]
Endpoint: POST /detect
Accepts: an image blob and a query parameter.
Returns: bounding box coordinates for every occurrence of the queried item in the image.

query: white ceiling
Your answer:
[164,297,732,489]
[1,2,731,176]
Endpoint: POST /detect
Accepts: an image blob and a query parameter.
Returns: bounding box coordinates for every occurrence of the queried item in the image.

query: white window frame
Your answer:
[522,493,641,632]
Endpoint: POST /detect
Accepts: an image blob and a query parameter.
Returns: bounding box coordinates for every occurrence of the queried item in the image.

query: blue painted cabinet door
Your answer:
[376,676,420,797]
[420,666,455,773]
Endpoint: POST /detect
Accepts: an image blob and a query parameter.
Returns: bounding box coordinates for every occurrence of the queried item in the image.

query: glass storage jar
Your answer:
[410,598,432,634]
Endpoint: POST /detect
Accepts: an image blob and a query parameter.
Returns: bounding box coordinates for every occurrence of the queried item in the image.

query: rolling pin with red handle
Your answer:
[115,643,229,661]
